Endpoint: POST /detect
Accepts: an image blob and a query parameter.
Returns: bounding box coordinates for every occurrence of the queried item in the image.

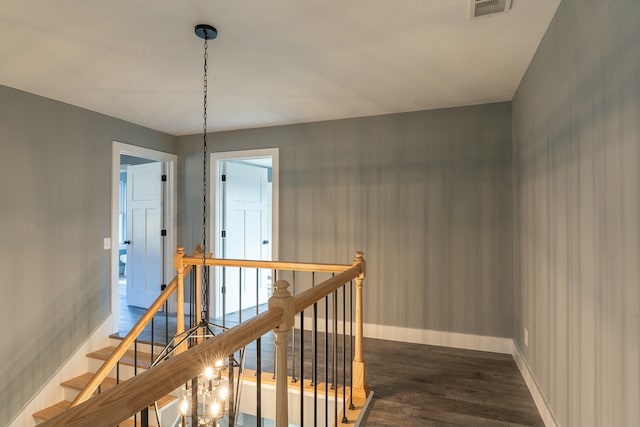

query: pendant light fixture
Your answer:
[195,23,217,324]
[147,24,245,427]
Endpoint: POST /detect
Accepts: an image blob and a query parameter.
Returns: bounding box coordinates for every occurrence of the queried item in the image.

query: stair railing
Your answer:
[70,264,194,406]
[53,247,368,427]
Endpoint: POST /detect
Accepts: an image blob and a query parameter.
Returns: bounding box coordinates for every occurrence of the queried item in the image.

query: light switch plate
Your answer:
[103,237,111,250]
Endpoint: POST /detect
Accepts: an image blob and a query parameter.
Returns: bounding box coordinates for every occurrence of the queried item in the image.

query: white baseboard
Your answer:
[293,318,513,354]
[511,342,558,427]
[362,323,514,354]
[8,315,114,427]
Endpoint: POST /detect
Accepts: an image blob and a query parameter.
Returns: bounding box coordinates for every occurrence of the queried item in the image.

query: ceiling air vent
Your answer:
[471,0,513,19]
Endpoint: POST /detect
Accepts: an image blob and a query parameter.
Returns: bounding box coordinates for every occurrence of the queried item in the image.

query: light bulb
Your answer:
[180,397,188,415]
[219,385,228,400]
[215,359,224,368]
[211,400,220,417]
[204,366,214,379]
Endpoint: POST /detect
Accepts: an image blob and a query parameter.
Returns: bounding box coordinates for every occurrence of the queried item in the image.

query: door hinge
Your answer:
[221,174,226,182]
[222,286,226,293]
[161,174,167,182]
[221,230,226,238]
[161,229,167,237]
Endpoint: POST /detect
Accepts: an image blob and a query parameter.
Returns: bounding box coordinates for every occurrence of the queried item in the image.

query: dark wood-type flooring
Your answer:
[115,283,543,427]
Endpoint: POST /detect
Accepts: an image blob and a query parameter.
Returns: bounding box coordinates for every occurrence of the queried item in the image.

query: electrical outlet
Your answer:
[524,328,529,347]
[103,237,111,250]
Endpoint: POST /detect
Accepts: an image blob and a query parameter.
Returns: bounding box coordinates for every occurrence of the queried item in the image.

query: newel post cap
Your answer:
[272,280,291,298]
[353,250,366,278]
[174,246,185,270]
[269,280,294,331]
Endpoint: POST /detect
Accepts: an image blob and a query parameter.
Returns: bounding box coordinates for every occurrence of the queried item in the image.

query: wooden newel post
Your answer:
[268,280,295,427]
[352,251,369,398]
[174,246,186,353]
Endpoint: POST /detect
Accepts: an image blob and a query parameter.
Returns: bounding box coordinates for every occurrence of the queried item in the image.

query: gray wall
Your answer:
[512,0,640,425]
[178,103,513,337]
[0,85,176,425]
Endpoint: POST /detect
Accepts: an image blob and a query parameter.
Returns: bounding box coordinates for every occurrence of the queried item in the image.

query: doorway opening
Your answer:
[210,148,279,321]
[110,141,177,335]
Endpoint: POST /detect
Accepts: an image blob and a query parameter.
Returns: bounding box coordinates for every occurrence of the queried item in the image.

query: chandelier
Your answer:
[149,23,245,427]
[179,359,227,426]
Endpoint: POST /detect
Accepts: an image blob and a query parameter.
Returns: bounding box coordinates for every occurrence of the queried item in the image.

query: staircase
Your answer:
[32,339,177,426]
[31,250,370,427]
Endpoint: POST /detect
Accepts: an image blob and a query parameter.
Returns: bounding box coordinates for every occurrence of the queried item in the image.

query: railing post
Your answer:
[352,251,369,398]
[268,280,295,427]
[174,246,186,353]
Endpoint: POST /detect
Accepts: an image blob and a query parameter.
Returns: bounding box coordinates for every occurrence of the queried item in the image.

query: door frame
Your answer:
[210,148,279,317]
[110,141,178,333]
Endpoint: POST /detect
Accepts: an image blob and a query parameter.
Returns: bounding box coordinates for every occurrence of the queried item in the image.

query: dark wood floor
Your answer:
[115,283,543,427]
[361,339,543,426]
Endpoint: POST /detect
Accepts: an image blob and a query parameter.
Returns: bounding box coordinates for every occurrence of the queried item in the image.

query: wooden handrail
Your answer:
[293,264,362,313]
[181,256,352,273]
[50,249,367,427]
[40,308,283,427]
[70,265,193,407]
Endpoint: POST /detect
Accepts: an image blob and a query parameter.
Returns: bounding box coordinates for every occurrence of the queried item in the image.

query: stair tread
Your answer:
[33,400,71,421]
[87,346,153,368]
[61,372,118,392]
[33,391,176,422]
[61,372,177,407]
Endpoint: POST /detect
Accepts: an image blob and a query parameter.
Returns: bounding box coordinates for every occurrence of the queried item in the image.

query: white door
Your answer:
[126,162,163,309]
[222,161,271,314]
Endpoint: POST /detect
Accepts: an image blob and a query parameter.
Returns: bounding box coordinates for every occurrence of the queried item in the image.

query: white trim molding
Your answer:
[362,323,514,354]
[210,148,279,260]
[295,318,513,354]
[512,343,558,427]
[111,141,178,333]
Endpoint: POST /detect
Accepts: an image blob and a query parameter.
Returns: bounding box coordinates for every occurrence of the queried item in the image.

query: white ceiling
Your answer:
[0,0,560,136]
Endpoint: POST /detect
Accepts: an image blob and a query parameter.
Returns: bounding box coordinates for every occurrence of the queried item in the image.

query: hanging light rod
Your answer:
[194,24,218,40]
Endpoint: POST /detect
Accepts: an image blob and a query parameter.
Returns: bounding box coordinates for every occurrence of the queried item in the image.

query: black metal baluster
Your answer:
[300,310,305,426]
[134,339,138,376]
[115,362,120,427]
[333,290,338,427]
[222,266,227,329]
[312,268,318,426]
[257,336,262,427]
[273,269,278,379]
[239,267,243,324]
[349,280,355,410]
[229,354,235,427]
[191,269,195,328]
[134,338,138,426]
[151,315,155,361]
[134,339,138,427]
[325,294,329,427]
[205,265,210,323]
[313,300,318,427]
[291,271,297,383]
[191,377,198,424]
[164,299,169,345]
[141,407,149,427]
[342,285,348,423]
